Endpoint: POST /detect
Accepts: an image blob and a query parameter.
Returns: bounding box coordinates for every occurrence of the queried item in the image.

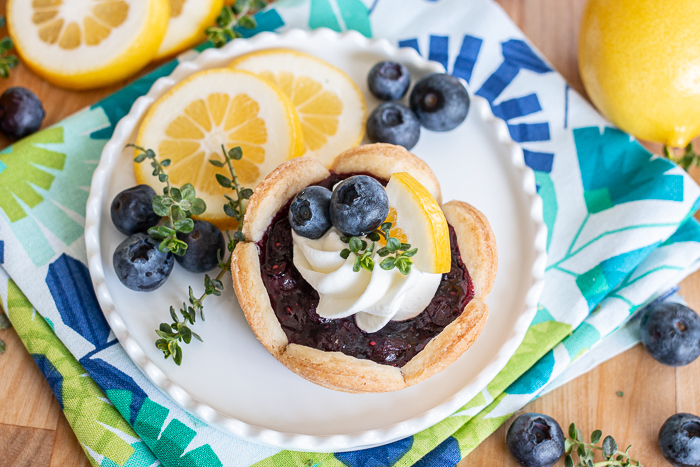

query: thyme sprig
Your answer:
[664,144,700,171]
[206,0,269,48]
[340,222,417,275]
[154,145,252,365]
[340,236,375,272]
[564,423,642,467]
[0,17,18,78]
[130,145,207,256]
[210,145,254,233]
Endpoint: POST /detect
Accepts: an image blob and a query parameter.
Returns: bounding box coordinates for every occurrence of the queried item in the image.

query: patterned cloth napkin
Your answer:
[2,0,700,466]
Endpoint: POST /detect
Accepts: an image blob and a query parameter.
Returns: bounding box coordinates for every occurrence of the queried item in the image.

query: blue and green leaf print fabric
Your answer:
[1,0,700,466]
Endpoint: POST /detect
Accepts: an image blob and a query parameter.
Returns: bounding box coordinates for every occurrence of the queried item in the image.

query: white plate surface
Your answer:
[85,29,546,453]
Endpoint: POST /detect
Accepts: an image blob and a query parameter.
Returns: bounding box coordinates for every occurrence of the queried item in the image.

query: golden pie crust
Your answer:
[231,143,497,393]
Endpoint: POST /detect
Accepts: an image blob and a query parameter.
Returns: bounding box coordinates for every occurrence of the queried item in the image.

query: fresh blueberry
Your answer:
[111,185,161,236]
[366,102,421,150]
[506,413,565,467]
[113,233,174,291]
[410,73,470,132]
[0,87,46,138]
[330,175,389,237]
[367,61,411,101]
[658,413,700,467]
[640,302,700,366]
[176,220,226,273]
[289,186,333,239]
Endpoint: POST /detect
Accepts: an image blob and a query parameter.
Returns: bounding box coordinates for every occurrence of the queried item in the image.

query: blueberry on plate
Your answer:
[289,186,333,239]
[366,102,421,150]
[113,233,174,292]
[640,302,700,366]
[506,413,565,467]
[330,175,389,237]
[658,413,700,467]
[367,61,411,101]
[0,87,46,138]
[176,220,226,273]
[111,185,161,236]
[410,73,470,132]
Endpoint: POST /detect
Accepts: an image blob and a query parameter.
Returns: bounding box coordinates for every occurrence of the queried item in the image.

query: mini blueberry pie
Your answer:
[231,143,497,393]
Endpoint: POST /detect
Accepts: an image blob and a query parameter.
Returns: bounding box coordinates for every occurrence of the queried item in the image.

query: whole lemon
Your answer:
[579,0,700,147]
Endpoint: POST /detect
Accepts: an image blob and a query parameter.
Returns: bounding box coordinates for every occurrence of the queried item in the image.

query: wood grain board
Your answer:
[0,0,698,465]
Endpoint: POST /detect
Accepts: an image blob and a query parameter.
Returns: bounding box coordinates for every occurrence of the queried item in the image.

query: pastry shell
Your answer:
[232,143,497,393]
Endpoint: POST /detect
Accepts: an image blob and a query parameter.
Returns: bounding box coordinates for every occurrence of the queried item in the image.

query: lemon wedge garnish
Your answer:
[135,68,304,229]
[230,49,367,166]
[385,172,450,274]
[8,0,170,90]
[155,0,224,59]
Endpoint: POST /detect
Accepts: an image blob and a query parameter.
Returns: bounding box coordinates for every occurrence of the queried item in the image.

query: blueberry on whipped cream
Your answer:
[330,175,389,237]
[289,186,333,239]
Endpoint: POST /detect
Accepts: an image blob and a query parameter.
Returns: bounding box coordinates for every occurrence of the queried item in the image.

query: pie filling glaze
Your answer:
[257,173,474,367]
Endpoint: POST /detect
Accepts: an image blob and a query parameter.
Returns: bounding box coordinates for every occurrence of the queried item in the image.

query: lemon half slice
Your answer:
[8,0,170,90]
[385,172,451,274]
[155,0,224,59]
[135,68,304,229]
[230,49,367,166]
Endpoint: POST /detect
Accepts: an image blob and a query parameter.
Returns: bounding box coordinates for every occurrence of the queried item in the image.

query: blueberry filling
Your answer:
[257,173,474,367]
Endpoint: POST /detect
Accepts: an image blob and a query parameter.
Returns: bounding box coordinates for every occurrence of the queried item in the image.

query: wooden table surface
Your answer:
[1,1,699,466]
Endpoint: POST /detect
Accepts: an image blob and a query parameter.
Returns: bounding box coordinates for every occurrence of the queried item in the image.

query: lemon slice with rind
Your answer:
[155,0,224,59]
[8,0,170,90]
[385,172,451,274]
[230,49,367,166]
[135,68,304,229]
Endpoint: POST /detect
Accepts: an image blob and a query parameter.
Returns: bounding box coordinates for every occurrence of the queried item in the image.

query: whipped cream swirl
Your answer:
[292,229,442,332]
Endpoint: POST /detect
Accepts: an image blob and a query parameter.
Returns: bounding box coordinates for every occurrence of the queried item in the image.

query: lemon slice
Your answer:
[385,172,451,274]
[230,49,367,166]
[135,68,304,229]
[155,0,224,59]
[7,0,170,90]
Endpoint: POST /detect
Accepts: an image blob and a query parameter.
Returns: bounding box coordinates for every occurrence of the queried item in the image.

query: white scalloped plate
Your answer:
[85,29,546,453]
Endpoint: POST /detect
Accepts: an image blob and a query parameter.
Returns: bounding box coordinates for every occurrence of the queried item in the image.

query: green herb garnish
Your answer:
[340,222,417,275]
[152,145,252,365]
[340,236,375,272]
[209,145,254,227]
[206,0,269,48]
[564,423,642,467]
[0,17,18,79]
[130,145,207,257]
[663,143,700,171]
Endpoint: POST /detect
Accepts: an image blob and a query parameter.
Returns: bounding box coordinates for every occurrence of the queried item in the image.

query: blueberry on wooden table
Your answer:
[366,102,421,150]
[640,302,700,366]
[367,61,411,101]
[289,186,333,239]
[506,413,565,467]
[0,87,45,138]
[658,413,700,467]
[111,185,161,236]
[113,233,174,291]
[410,73,470,132]
[330,175,389,237]
[175,220,225,273]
